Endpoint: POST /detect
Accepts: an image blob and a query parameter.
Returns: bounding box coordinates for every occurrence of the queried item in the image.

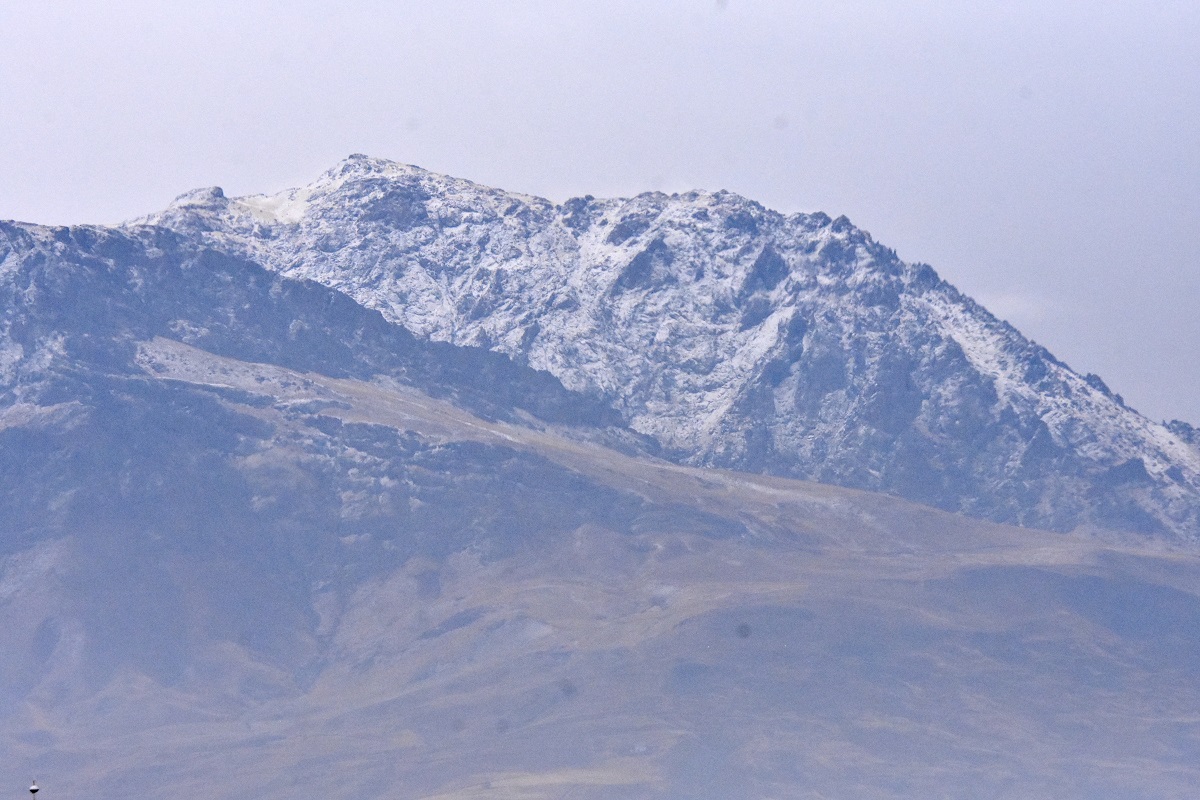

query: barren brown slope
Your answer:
[4,340,1199,800]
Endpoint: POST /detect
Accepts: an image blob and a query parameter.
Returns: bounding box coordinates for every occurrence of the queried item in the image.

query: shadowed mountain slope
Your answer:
[0,220,630,434]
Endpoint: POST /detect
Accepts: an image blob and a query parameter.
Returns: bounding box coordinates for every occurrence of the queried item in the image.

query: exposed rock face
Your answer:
[6,163,1200,799]
[131,155,1200,537]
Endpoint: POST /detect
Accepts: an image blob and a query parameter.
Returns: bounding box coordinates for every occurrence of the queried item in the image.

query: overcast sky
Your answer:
[2,1,1197,423]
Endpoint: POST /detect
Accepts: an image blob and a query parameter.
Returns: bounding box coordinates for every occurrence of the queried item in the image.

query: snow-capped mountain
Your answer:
[133,155,1200,538]
[8,161,1200,799]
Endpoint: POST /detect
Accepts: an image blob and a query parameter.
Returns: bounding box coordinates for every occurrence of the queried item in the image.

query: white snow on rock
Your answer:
[127,155,1200,538]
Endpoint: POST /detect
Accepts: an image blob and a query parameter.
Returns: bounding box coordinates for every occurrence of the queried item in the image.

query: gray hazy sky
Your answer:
[2,1,1197,423]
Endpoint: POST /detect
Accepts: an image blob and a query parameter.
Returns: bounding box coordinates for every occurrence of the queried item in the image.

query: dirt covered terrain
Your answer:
[3,337,1199,799]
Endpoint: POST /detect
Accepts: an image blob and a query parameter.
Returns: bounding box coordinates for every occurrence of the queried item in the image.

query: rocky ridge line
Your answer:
[129,155,1200,538]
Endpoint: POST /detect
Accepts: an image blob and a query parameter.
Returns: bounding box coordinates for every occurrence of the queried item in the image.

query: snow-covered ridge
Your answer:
[127,155,1200,538]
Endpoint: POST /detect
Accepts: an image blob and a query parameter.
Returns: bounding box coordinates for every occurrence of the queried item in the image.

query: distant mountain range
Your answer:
[4,158,1200,799]
[129,154,1200,539]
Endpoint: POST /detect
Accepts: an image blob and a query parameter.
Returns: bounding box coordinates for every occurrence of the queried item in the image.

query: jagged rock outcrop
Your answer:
[130,155,1200,537]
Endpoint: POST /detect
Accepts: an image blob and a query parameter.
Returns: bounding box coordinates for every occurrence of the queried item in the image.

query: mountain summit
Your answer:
[132,155,1200,539]
[7,158,1200,798]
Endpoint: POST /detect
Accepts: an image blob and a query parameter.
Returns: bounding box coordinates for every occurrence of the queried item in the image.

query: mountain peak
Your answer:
[322,153,435,184]
[121,157,1200,538]
[168,185,227,208]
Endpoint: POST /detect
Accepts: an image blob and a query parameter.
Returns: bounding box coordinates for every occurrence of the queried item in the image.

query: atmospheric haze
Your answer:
[1,1,1198,422]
